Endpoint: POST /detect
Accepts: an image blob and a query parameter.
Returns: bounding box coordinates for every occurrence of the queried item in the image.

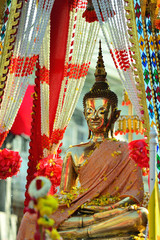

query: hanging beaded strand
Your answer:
[92,0,143,120]
[51,3,100,154]
[0,0,55,134]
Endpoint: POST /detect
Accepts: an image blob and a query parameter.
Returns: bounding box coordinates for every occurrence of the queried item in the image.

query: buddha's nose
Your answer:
[91,111,99,119]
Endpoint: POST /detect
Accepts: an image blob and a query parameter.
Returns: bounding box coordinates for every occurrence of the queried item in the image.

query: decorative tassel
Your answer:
[115,116,144,135]
[82,0,115,23]
[122,91,131,106]
[82,9,104,22]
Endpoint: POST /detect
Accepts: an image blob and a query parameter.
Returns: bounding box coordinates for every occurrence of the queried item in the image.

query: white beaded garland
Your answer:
[0,0,55,134]
[92,0,143,120]
[51,7,100,154]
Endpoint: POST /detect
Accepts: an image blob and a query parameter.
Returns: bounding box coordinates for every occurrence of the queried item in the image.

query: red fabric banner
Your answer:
[11,85,35,136]
[24,0,70,207]
[49,0,70,136]
[24,62,42,208]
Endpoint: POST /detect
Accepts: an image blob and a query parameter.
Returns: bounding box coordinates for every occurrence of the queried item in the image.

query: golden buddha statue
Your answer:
[17,42,148,240]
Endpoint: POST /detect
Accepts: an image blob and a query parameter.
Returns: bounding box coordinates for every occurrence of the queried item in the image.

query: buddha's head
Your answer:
[83,41,120,138]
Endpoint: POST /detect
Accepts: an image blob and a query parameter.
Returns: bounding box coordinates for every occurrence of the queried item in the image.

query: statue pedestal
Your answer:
[67,237,135,240]
[78,236,136,240]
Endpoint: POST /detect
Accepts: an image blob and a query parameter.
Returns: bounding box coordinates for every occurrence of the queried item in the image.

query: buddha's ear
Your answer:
[88,129,91,139]
[112,110,121,123]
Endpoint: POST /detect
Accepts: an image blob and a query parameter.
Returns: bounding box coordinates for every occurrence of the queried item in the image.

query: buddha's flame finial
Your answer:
[94,40,107,83]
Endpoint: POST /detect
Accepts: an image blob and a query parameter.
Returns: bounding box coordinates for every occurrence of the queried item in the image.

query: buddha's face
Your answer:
[84,97,112,133]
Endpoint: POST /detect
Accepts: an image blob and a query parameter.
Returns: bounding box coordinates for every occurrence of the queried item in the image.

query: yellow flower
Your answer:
[50,229,61,240]
[37,198,45,210]
[37,196,58,214]
[40,206,52,216]
[46,229,61,240]
[37,217,54,227]
[48,159,54,164]
[36,163,40,170]
[116,151,121,155]
[46,195,59,211]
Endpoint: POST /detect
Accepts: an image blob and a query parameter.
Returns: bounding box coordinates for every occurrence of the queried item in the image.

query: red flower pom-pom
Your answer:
[0,148,22,179]
[35,154,63,194]
[129,139,149,176]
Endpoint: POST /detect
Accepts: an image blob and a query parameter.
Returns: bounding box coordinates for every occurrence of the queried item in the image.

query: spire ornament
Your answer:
[94,40,107,83]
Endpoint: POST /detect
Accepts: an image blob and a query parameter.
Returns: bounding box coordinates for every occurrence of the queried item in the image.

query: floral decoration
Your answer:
[82,9,105,22]
[155,18,160,30]
[82,0,115,23]
[57,187,121,209]
[42,130,66,151]
[46,229,62,240]
[26,176,62,240]
[0,148,22,179]
[28,176,51,199]
[35,153,63,194]
[57,187,89,208]
[128,139,149,176]
[9,55,38,77]
[122,91,131,106]
[155,0,160,30]
[50,128,66,145]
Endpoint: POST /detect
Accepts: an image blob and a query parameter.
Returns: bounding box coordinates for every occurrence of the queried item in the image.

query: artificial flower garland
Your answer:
[155,0,160,30]
[35,153,63,194]
[27,176,62,240]
[0,148,22,179]
[128,139,149,176]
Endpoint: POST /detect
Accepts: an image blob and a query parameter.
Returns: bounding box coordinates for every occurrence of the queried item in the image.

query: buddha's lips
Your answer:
[90,121,101,123]
[90,120,102,125]
[89,119,103,129]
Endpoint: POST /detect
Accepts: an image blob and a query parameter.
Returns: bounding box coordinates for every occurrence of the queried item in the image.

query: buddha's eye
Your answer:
[98,108,105,114]
[86,108,93,115]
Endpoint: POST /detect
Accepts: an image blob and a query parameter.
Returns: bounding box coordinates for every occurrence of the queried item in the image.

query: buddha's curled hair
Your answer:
[83,81,118,111]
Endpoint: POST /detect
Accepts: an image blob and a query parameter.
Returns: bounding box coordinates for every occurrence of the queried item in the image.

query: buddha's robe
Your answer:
[53,140,144,227]
[17,140,144,239]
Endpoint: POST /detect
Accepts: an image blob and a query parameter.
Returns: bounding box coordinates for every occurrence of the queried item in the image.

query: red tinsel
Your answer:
[128,139,149,176]
[0,148,22,179]
[35,154,63,194]
[50,128,66,145]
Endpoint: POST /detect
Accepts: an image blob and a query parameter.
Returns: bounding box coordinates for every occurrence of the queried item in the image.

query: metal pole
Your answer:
[149,126,158,194]
[128,103,133,142]
[5,177,11,240]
